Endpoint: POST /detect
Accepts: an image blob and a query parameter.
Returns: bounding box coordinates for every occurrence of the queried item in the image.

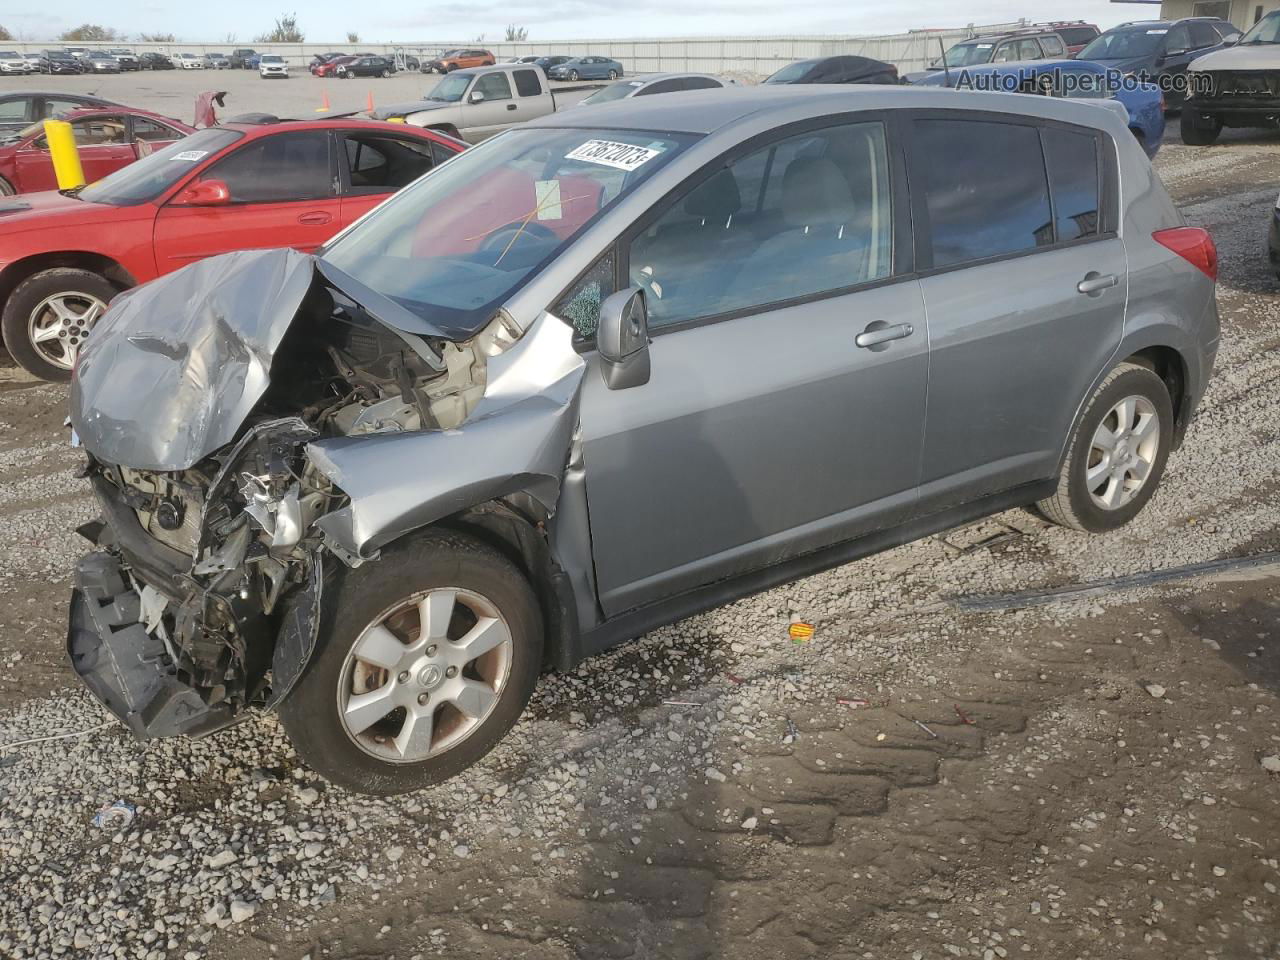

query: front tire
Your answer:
[1,267,117,382]
[279,530,544,795]
[1037,362,1173,533]
[1181,109,1222,146]
[569,69,580,81]
[0,176,14,196]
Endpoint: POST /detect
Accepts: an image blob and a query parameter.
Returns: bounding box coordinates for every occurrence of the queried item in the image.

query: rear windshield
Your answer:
[1079,27,1166,60]
[582,80,644,103]
[79,128,243,206]
[1056,26,1098,45]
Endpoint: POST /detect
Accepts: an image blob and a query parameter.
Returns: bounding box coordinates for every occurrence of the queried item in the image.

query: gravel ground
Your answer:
[0,127,1278,960]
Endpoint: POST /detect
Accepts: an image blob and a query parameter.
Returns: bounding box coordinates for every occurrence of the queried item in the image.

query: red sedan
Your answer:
[0,107,193,195]
[0,117,465,381]
[315,56,357,78]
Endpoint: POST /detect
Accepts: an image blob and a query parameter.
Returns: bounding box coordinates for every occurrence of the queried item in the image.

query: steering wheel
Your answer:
[479,221,558,262]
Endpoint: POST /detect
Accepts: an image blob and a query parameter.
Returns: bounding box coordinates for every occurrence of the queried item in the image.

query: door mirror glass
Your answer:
[468,90,485,103]
[1223,34,1240,45]
[596,286,650,390]
[172,178,231,206]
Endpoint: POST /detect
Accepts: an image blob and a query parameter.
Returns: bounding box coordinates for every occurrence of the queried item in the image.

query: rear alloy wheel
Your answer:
[1037,362,1173,533]
[2,267,117,382]
[1180,109,1222,146]
[279,530,543,794]
[380,68,390,78]
[608,69,618,80]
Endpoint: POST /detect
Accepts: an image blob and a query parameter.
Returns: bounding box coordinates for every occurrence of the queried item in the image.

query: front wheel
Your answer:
[1,267,117,382]
[1037,362,1173,533]
[279,530,544,795]
[569,69,580,81]
[1181,109,1222,146]
[0,176,14,196]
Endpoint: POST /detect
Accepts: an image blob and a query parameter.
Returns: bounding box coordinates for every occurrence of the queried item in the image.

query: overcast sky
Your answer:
[3,0,1162,43]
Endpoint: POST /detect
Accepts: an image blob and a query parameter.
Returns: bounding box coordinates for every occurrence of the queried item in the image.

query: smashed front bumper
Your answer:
[68,551,238,739]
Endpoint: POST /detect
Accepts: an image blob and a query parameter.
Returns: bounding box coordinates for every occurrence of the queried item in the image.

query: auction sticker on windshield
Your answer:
[566,139,661,171]
[170,150,209,162]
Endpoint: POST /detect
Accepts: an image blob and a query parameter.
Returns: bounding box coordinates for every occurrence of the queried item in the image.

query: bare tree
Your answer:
[224,32,238,43]
[60,24,123,42]
[346,30,359,43]
[504,25,528,41]
[139,32,176,42]
[0,25,12,42]
[255,13,303,43]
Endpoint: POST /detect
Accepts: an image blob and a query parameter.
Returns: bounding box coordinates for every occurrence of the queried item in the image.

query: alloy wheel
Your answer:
[337,587,513,763]
[1086,395,1160,511]
[28,291,106,370]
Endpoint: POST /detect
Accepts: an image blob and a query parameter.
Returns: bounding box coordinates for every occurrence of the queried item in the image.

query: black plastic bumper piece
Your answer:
[68,551,236,740]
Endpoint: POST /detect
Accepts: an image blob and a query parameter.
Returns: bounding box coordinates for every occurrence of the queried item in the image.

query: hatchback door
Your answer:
[906,113,1126,511]
[153,129,340,272]
[570,118,928,616]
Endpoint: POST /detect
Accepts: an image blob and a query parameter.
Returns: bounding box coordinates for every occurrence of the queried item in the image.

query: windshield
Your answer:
[941,41,998,67]
[582,80,644,103]
[1078,26,1166,60]
[430,74,471,101]
[261,55,283,63]
[322,127,697,332]
[1240,11,1280,43]
[79,128,241,206]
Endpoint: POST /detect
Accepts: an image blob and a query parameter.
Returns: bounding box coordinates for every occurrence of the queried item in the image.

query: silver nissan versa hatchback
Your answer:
[68,87,1219,794]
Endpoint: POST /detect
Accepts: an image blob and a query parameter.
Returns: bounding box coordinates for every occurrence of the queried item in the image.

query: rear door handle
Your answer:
[1077,272,1118,295]
[297,211,332,225]
[856,321,914,349]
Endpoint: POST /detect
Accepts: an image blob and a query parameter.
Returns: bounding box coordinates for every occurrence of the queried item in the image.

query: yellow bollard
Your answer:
[43,120,86,191]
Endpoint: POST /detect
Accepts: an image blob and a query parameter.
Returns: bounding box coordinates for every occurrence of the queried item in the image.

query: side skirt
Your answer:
[572,479,1056,665]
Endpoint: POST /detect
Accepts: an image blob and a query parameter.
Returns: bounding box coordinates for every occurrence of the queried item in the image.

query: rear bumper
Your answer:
[68,551,237,740]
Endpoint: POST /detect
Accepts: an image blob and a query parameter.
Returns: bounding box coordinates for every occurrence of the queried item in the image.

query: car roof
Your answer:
[221,117,456,138]
[0,91,112,103]
[965,29,1062,42]
[632,72,721,84]
[525,84,1120,136]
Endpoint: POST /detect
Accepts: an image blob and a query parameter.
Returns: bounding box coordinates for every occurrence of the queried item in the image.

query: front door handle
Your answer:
[856,321,914,349]
[1077,272,1119,295]
[506,103,517,110]
[297,211,332,225]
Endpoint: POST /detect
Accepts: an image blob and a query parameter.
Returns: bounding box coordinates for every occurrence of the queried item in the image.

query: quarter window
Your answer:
[915,119,1053,269]
[474,72,512,101]
[1042,127,1100,242]
[1041,35,1066,56]
[628,121,894,329]
[513,69,541,96]
[205,131,332,203]
[132,117,181,142]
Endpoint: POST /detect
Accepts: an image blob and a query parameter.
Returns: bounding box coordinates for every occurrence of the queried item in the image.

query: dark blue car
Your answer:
[915,59,1166,159]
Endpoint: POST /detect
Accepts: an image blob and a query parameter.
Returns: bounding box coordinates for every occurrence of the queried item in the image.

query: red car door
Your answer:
[13,114,135,192]
[152,129,342,274]
[336,129,452,228]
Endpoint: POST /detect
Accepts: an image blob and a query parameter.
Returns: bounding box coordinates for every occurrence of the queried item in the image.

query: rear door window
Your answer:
[0,98,30,122]
[341,133,435,193]
[206,130,333,203]
[912,118,1053,269]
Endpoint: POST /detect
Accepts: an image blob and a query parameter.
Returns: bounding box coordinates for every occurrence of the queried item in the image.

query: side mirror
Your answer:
[468,89,485,103]
[1223,34,1240,46]
[172,178,231,206]
[597,286,650,391]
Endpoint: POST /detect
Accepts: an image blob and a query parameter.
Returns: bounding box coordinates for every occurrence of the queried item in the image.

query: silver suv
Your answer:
[68,87,1219,794]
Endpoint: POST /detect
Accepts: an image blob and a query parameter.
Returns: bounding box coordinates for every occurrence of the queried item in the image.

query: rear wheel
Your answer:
[1,267,118,382]
[1181,109,1222,146]
[1037,362,1173,533]
[608,69,618,80]
[279,530,544,795]
[380,68,390,78]
[0,176,14,196]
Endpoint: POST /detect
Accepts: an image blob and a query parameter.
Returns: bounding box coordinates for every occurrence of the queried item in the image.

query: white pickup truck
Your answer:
[371,62,599,142]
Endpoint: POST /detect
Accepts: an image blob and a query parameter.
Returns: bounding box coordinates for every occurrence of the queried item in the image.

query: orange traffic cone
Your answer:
[315,90,330,113]
[366,91,374,113]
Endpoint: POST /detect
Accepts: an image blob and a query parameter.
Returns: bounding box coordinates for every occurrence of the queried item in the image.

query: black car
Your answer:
[139,52,174,70]
[534,55,571,71]
[41,53,84,75]
[765,55,899,85]
[338,55,395,78]
[1077,17,1241,106]
[0,91,118,134]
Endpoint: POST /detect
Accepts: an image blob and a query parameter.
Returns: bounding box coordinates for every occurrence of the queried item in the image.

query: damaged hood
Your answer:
[370,100,454,121]
[70,248,464,472]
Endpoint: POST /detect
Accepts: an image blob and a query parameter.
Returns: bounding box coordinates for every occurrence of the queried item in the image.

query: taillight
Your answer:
[1153,226,1218,281]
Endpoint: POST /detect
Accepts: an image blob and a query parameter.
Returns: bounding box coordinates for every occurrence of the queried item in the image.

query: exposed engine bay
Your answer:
[67,247,583,739]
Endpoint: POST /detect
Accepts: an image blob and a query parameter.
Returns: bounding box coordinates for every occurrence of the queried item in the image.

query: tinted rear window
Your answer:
[1056,26,1098,45]
[914,119,1053,268]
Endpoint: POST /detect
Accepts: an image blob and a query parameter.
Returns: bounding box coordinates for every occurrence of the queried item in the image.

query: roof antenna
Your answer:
[939,36,952,88]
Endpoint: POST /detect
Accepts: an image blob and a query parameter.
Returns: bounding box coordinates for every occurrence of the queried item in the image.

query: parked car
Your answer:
[916,59,1166,158]
[0,107,191,196]
[402,55,421,71]
[375,63,573,142]
[534,55,572,72]
[85,53,123,74]
[22,53,43,72]
[139,52,175,70]
[0,50,32,75]
[62,86,1218,794]
[338,55,395,78]
[259,54,289,79]
[65,47,92,62]
[174,52,205,70]
[0,117,464,381]
[426,48,495,73]
[904,28,1070,83]
[509,55,541,64]
[228,48,259,69]
[310,52,347,74]
[204,52,231,69]
[579,73,727,105]
[1036,21,1102,57]
[765,55,899,85]
[1182,9,1280,144]
[547,56,624,81]
[0,91,119,134]
[1076,16,1240,107]
[1269,192,1280,279]
[41,52,84,75]
[108,48,140,71]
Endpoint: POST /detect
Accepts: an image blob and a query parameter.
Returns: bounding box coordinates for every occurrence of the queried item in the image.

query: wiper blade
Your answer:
[59,184,85,199]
